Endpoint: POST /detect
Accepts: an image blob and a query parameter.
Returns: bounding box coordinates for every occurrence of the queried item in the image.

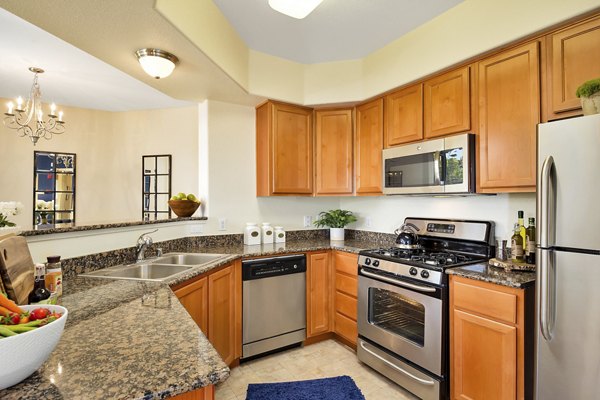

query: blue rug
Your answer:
[246,375,365,400]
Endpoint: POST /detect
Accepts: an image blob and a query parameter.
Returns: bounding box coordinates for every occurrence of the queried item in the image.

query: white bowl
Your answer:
[0,304,68,390]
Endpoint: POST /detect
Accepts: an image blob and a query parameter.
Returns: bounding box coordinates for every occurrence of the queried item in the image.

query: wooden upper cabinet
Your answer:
[384,84,423,147]
[355,98,384,195]
[315,109,353,195]
[424,66,471,138]
[477,41,540,192]
[546,15,600,120]
[307,251,332,337]
[256,101,313,196]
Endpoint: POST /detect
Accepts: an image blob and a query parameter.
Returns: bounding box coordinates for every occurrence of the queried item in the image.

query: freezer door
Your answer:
[537,114,600,251]
[535,250,600,399]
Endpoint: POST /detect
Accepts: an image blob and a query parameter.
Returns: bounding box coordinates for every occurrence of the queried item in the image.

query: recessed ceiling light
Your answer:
[268,0,324,19]
[135,48,179,79]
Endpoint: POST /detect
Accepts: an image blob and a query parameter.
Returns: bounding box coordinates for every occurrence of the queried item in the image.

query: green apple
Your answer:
[170,195,178,201]
[177,192,187,200]
[187,193,197,202]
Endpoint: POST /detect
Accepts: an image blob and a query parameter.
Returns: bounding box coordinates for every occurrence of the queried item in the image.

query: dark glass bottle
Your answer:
[525,217,536,264]
[29,263,51,304]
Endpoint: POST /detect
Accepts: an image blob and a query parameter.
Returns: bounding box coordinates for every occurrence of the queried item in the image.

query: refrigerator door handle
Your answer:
[538,155,554,248]
[538,248,554,341]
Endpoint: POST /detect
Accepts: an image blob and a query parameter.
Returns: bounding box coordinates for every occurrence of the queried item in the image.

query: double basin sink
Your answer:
[81,253,228,282]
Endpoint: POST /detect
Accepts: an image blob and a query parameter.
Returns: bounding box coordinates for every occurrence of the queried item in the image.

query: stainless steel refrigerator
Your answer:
[535,114,600,399]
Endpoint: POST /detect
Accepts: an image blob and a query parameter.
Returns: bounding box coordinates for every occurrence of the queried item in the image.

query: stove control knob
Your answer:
[409,267,418,276]
[373,260,380,267]
[364,258,371,266]
[420,270,430,279]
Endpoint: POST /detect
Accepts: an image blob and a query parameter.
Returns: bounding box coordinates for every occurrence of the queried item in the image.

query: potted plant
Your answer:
[313,209,357,241]
[576,78,600,115]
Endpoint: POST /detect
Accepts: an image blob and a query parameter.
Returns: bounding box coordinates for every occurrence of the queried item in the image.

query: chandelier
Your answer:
[3,67,65,145]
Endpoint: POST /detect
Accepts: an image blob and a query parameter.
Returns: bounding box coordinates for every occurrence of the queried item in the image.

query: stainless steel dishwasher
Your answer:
[242,254,306,359]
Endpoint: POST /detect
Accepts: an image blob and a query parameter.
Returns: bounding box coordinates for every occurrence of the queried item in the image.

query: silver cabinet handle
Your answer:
[538,155,554,248]
[360,269,436,293]
[359,341,435,386]
[433,151,441,185]
[538,249,553,341]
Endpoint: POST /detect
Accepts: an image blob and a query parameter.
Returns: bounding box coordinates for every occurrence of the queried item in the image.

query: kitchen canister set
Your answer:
[244,223,285,245]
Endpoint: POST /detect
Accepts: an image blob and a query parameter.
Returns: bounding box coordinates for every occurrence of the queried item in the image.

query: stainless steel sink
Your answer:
[155,253,225,265]
[80,252,228,282]
[82,263,193,281]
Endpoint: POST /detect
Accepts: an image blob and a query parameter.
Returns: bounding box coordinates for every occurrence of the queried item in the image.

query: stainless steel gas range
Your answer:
[357,217,495,400]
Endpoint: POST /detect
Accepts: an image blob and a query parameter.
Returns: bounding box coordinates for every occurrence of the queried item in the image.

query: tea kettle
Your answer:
[394,223,421,249]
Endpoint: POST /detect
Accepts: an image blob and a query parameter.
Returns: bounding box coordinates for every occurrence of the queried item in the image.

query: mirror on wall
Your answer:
[33,151,76,228]
[142,154,172,221]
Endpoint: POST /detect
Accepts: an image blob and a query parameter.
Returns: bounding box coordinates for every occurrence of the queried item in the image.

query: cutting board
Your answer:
[0,235,35,305]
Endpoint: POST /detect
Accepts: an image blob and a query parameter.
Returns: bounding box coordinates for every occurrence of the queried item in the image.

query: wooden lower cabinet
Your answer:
[172,386,214,400]
[450,275,533,400]
[307,251,333,337]
[173,261,242,367]
[333,251,358,346]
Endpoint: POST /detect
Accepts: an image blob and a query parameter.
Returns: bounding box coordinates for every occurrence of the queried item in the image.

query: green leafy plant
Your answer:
[576,78,600,98]
[313,209,357,228]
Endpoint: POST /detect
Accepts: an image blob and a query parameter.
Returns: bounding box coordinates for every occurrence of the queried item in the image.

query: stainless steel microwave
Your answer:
[382,133,475,195]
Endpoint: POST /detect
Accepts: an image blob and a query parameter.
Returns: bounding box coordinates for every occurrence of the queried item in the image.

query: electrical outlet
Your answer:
[303,215,313,228]
[365,217,372,228]
[218,218,227,231]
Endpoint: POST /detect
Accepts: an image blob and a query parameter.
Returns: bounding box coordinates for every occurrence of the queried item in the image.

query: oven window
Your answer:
[384,152,437,188]
[368,287,425,347]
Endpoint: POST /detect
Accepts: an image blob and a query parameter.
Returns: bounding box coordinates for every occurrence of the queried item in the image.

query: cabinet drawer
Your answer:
[335,273,357,298]
[453,280,517,325]
[334,251,358,277]
[335,312,357,344]
[335,291,357,321]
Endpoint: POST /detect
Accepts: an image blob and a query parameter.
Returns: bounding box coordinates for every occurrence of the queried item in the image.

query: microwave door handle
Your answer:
[439,151,447,185]
[433,151,441,185]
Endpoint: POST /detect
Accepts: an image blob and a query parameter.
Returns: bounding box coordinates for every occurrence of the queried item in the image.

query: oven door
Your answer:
[358,268,443,376]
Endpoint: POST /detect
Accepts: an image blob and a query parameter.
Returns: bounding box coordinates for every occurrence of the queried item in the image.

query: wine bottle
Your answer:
[525,217,536,264]
[511,223,524,262]
[29,263,51,305]
[517,210,526,251]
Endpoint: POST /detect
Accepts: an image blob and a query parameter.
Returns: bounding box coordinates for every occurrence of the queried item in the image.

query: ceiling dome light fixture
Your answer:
[135,48,179,79]
[268,0,324,19]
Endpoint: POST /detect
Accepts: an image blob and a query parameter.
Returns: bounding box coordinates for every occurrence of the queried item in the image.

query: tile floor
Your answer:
[215,339,418,400]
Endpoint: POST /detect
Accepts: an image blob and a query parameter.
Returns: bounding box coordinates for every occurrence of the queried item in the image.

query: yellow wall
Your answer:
[157,0,600,105]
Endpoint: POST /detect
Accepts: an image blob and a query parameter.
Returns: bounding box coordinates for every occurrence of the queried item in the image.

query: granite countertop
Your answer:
[0,238,378,399]
[446,262,536,288]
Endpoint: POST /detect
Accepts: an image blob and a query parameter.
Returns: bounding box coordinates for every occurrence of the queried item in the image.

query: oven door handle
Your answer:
[359,341,436,386]
[360,270,436,293]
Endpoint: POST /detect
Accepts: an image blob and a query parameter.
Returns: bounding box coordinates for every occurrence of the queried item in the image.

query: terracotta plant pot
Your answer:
[168,200,200,218]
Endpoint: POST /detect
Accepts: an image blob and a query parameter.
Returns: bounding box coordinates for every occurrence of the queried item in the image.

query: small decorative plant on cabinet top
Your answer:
[314,209,357,241]
[576,78,600,115]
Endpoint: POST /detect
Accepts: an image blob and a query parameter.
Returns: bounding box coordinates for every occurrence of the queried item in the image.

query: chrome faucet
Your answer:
[135,229,158,262]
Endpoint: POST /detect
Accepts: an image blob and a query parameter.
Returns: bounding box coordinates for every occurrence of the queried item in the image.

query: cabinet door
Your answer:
[355,98,383,195]
[307,252,332,337]
[272,102,313,194]
[478,41,540,192]
[174,277,208,333]
[315,109,353,195]
[452,309,517,400]
[547,15,600,119]
[384,84,423,147]
[208,265,236,365]
[424,66,471,138]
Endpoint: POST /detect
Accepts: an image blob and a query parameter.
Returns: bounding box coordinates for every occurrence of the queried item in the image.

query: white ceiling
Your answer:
[0,7,190,112]
[0,0,465,112]
[213,0,464,64]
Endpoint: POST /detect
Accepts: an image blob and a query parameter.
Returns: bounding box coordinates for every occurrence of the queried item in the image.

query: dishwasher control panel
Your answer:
[242,254,306,280]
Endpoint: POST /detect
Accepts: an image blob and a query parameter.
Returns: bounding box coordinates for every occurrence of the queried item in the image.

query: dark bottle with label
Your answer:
[525,217,536,264]
[29,263,51,305]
